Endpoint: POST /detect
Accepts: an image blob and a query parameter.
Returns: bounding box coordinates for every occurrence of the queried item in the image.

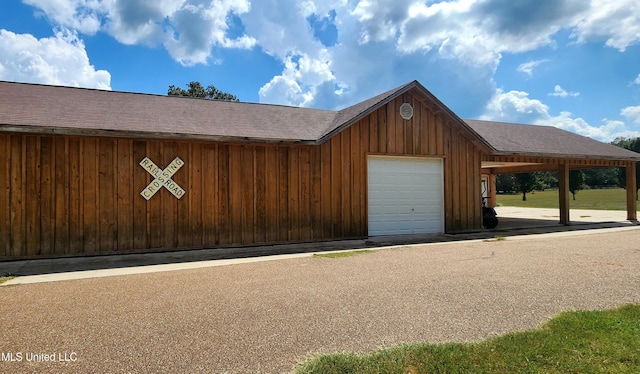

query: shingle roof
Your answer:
[0,80,481,146]
[465,119,640,160]
[1,81,638,161]
[0,81,337,143]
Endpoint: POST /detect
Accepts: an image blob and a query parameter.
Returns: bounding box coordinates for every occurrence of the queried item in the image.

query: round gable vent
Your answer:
[399,102,413,120]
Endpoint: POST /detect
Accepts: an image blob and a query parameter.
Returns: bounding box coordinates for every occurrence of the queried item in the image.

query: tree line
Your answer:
[497,137,640,201]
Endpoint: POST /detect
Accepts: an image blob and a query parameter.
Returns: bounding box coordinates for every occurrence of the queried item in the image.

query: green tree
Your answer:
[569,170,585,200]
[583,168,619,189]
[167,81,239,101]
[514,173,538,201]
[496,174,517,193]
[612,137,640,200]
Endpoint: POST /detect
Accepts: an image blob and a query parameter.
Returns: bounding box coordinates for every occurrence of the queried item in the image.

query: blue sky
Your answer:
[1,0,640,142]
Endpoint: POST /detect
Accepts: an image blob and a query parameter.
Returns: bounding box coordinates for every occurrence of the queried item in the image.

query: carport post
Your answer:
[626,163,637,221]
[558,163,570,225]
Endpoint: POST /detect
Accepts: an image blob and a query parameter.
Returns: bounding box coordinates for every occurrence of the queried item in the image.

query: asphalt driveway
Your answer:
[1,227,639,373]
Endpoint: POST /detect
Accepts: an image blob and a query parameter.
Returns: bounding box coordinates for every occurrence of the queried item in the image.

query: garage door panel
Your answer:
[368,157,443,236]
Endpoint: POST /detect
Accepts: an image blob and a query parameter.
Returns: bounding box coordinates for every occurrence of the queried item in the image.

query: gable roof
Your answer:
[465,119,640,161]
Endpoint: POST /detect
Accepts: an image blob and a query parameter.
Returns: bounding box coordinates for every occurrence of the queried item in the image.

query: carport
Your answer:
[467,120,639,225]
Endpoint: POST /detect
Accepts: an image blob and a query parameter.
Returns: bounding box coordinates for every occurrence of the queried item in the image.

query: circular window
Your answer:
[399,103,413,120]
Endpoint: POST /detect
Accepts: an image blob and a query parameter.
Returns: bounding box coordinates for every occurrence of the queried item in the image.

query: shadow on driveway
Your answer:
[1,216,637,276]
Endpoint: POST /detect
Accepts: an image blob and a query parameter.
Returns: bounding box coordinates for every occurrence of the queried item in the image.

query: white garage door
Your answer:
[368,156,444,235]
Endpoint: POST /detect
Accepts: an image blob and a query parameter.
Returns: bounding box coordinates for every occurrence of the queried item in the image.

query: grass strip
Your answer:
[314,250,375,259]
[496,188,635,210]
[294,303,640,373]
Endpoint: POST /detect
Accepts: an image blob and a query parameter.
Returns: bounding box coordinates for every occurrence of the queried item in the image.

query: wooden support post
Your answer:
[489,174,497,208]
[558,163,570,225]
[626,163,637,221]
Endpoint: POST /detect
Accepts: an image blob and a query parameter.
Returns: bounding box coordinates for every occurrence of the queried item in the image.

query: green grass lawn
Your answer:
[293,303,640,374]
[497,188,636,210]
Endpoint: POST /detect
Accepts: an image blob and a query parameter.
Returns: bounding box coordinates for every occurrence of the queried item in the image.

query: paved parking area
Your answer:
[1,226,639,373]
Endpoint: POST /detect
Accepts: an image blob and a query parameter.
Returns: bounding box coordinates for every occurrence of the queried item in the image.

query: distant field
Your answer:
[497,188,636,210]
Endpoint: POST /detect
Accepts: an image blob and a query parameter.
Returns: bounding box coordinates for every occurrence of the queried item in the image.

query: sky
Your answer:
[1,0,640,142]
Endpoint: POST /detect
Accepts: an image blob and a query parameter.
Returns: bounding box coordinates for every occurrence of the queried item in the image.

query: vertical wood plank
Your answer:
[310,146,322,239]
[176,142,191,248]
[189,143,203,248]
[218,144,231,245]
[229,145,243,244]
[68,138,83,254]
[54,136,70,255]
[299,147,311,240]
[342,129,353,236]
[460,139,470,229]
[436,116,444,155]
[420,105,429,155]
[331,135,342,237]
[351,124,364,236]
[265,146,278,242]
[24,135,42,256]
[320,142,332,239]
[412,97,421,155]
[241,145,255,244]
[82,137,98,253]
[39,136,53,256]
[288,146,300,241]
[132,140,148,249]
[98,138,116,253]
[277,147,289,241]
[204,144,220,245]
[429,112,438,155]
[387,100,396,154]
[442,127,452,232]
[0,135,8,256]
[116,139,132,252]
[9,136,25,257]
[378,107,387,153]
[25,136,41,256]
[369,112,378,153]
[255,146,267,243]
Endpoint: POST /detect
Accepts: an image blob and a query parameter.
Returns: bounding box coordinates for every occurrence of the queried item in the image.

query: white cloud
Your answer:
[481,89,639,141]
[164,0,256,66]
[480,89,549,124]
[621,105,640,124]
[23,0,104,34]
[243,0,346,106]
[0,28,110,89]
[22,0,257,66]
[634,74,640,85]
[549,85,579,98]
[517,60,549,76]
[572,0,640,51]
[259,51,336,107]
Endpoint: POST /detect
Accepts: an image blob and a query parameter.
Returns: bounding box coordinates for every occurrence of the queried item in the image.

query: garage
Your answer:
[368,156,444,235]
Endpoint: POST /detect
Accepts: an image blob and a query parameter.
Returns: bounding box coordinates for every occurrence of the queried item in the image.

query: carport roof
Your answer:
[465,119,640,161]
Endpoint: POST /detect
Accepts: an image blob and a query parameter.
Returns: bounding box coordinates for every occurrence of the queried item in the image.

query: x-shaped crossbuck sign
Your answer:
[139,157,186,200]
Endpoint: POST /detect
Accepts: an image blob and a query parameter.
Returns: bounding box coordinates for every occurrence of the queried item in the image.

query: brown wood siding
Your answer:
[0,92,485,259]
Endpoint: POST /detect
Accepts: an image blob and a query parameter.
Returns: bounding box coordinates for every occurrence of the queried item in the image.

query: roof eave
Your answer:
[0,125,316,145]
[489,150,640,162]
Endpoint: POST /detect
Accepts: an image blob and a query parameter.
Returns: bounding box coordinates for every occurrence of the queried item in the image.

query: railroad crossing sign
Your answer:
[139,156,186,200]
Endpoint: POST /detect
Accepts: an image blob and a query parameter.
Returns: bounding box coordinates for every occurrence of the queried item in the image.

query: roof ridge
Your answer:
[317,81,418,141]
